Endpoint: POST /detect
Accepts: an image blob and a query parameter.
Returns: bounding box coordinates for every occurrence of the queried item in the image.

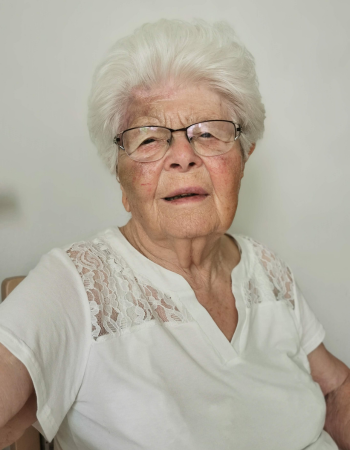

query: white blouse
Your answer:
[0,228,337,449]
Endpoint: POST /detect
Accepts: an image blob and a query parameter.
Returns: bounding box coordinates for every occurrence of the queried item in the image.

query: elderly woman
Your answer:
[0,19,349,450]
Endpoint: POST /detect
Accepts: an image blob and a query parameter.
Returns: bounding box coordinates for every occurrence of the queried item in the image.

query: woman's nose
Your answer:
[163,132,204,172]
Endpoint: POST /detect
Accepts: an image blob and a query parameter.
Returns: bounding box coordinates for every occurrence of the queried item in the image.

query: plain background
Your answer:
[0,0,349,367]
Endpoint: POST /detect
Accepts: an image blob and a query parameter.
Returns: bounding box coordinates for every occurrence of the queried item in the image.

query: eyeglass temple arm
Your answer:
[113,135,125,149]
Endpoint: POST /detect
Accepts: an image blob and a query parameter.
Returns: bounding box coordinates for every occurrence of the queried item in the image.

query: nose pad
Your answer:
[167,132,192,147]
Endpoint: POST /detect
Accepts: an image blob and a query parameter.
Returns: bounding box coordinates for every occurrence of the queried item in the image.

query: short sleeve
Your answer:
[0,248,92,442]
[293,283,326,355]
[241,234,326,356]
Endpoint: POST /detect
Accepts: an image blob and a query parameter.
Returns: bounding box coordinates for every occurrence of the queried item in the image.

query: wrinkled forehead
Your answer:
[122,83,231,131]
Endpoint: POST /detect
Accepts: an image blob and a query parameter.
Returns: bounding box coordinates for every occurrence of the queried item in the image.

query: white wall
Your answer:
[0,0,349,365]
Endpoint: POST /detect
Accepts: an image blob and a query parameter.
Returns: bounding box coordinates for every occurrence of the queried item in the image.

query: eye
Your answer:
[189,132,214,141]
[140,138,156,146]
[200,132,213,138]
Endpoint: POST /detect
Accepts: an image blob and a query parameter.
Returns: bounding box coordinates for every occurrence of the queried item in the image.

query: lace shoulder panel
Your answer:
[242,236,295,309]
[66,238,191,341]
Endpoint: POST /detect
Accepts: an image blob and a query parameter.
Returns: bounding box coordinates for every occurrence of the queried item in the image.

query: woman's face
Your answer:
[118,84,248,242]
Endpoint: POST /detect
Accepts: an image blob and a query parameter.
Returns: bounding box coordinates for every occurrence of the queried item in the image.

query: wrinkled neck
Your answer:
[120,219,240,291]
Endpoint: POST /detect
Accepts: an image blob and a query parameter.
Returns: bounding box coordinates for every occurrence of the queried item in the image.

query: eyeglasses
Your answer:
[113,120,242,162]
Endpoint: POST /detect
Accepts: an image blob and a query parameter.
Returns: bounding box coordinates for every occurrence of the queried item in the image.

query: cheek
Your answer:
[131,169,153,196]
[120,161,161,202]
[206,154,243,196]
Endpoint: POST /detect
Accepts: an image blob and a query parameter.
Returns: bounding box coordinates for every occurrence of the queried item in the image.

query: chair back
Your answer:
[1,277,25,301]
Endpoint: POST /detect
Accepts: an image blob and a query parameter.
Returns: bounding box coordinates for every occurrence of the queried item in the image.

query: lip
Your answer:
[162,186,208,199]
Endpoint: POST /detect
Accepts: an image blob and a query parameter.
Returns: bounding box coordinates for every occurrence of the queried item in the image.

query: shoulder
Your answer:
[63,227,130,280]
[63,228,191,341]
[65,229,124,270]
[62,229,131,339]
[234,234,292,276]
[234,234,295,309]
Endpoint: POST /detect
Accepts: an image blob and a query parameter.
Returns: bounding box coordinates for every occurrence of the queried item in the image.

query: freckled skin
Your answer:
[118,84,255,341]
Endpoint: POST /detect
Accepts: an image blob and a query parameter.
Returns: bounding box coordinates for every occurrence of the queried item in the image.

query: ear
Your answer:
[247,143,256,159]
[120,183,131,213]
[116,166,120,183]
[241,143,256,178]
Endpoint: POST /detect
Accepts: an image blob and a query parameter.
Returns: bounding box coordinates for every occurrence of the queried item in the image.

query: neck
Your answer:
[120,219,240,291]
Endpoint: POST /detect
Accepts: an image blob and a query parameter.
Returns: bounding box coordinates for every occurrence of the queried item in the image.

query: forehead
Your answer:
[124,84,230,130]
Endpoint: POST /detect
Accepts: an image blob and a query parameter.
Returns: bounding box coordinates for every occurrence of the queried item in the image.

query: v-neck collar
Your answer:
[105,227,251,363]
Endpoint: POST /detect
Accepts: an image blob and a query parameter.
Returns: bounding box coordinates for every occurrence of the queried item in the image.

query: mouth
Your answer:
[162,187,209,202]
[164,193,201,201]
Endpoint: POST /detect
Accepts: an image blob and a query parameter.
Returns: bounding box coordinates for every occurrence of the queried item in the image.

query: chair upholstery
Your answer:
[1,277,50,450]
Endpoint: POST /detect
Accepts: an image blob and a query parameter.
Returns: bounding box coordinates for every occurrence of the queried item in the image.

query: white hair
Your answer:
[88,19,265,172]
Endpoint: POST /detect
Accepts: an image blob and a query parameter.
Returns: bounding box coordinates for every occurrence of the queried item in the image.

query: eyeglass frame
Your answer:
[113,120,242,161]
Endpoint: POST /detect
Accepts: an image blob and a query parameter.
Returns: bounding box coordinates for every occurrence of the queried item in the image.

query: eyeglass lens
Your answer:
[122,121,238,162]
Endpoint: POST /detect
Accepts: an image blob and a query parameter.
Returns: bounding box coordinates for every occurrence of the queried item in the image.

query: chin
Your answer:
[159,214,225,241]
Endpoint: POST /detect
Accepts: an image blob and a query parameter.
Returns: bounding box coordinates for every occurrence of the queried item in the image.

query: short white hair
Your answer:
[88,19,265,172]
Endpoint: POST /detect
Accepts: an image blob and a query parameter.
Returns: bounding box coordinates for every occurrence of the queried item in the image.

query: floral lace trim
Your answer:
[67,239,192,340]
[243,237,295,309]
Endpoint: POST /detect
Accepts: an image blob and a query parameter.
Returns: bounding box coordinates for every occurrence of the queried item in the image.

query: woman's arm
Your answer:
[308,343,350,450]
[0,391,37,448]
[0,342,35,429]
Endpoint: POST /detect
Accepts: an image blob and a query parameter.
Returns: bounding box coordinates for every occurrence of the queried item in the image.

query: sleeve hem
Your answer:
[0,326,59,441]
[302,325,326,355]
